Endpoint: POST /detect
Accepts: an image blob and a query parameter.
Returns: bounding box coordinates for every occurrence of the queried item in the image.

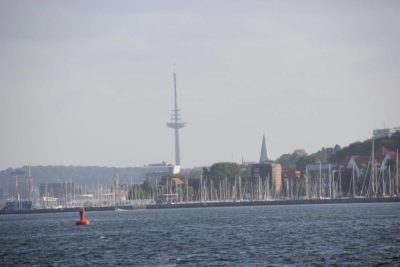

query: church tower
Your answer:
[259,133,269,163]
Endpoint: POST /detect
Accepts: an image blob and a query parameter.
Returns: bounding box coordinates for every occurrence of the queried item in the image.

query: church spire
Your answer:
[259,133,269,163]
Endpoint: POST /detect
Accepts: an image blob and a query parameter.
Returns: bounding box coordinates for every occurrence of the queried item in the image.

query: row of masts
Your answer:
[303,148,399,199]
[8,162,400,207]
[128,158,399,203]
[144,149,399,203]
[10,170,147,208]
[8,141,400,206]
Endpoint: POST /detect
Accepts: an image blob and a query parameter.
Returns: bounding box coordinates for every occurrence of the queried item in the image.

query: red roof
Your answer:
[340,155,371,167]
[353,155,371,166]
[172,178,184,185]
[374,146,396,162]
[341,155,370,168]
[341,146,396,168]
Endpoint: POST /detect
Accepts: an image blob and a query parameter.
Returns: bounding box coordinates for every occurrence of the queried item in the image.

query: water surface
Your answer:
[1,203,399,266]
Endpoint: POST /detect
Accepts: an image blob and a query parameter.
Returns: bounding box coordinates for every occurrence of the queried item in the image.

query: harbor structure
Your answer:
[271,163,282,194]
[166,66,186,166]
[250,162,283,199]
[38,182,74,208]
[5,168,25,201]
[143,162,180,185]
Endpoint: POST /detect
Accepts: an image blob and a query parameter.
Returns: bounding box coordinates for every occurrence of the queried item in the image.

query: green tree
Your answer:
[209,162,241,184]
[277,149,308,170]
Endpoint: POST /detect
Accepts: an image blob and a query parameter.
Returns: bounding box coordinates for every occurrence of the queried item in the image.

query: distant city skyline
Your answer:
[0,1,399,170]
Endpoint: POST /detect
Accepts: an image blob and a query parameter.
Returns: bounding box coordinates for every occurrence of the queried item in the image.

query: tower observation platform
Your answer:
[166,66,186,166]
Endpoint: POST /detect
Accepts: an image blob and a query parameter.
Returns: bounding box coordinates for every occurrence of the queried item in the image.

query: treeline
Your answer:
[1,134,399,191]
[278,133,400,170]
[329,133,400,163]
[126,135,400,201]
[128,162,244,201]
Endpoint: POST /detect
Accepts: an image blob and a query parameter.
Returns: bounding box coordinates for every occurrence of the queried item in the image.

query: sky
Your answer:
[0,0,399,170]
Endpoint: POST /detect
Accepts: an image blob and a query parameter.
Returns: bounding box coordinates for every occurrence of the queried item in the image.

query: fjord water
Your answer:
[1,203,399,266]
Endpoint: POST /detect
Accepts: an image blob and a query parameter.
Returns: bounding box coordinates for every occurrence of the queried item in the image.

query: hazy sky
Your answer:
[0,1,399,170]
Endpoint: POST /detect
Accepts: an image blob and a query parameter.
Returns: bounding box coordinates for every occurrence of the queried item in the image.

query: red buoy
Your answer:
[76,208,90,225]
[75,219,90,225]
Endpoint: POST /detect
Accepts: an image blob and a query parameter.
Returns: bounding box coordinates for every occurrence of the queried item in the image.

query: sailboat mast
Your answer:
[200,174,203,202]
[371,138,375,196]
[239,176,242,201]
[305,166,309,199]
[329,164,332,199]
[397,149,399,195]
[389,167,392,196]
[339,167,342,198]
[352,163,356,197]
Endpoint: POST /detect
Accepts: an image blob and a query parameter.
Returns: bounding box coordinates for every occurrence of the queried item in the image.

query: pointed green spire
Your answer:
[259,133,269,163]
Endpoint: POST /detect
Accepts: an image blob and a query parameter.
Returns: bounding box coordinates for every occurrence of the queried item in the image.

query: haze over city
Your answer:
[0,0,399,170]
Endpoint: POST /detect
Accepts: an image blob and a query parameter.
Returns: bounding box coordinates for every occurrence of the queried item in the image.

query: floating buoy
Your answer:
[75,219,90,225]
[76,207,90,226]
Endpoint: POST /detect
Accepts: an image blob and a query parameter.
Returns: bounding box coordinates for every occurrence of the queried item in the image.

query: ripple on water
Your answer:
[0,204,400,266]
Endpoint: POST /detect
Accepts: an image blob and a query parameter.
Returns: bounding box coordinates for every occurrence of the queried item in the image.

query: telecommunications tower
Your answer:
[167,66,186,166]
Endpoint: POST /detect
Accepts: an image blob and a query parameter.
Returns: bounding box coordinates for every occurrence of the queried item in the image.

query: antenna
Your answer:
[167,65,187,166]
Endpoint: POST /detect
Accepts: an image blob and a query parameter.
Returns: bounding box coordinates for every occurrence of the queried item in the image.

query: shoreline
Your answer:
[1,197,399,215]
[146,197,400,209]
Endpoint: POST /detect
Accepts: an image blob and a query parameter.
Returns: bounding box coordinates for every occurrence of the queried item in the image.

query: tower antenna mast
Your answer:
[167,65,186,165]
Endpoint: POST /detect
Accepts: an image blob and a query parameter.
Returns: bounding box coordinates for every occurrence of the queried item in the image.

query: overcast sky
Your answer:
[0,0,399,170]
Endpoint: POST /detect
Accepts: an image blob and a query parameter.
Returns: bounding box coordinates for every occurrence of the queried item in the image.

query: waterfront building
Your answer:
[143,162,180,185]
[373,126,400,138]
[39,182,75,207]
[342,155,370,178]
[5,200,32,211]
[4,168,27,201]
[251,162,283,198]
[271,163,282,194]
[40,196,58,208]
[340,146,398,197]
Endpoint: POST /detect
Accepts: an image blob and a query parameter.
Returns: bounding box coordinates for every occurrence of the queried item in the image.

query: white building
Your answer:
[143,162,180,184]
[373,126,400,138]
